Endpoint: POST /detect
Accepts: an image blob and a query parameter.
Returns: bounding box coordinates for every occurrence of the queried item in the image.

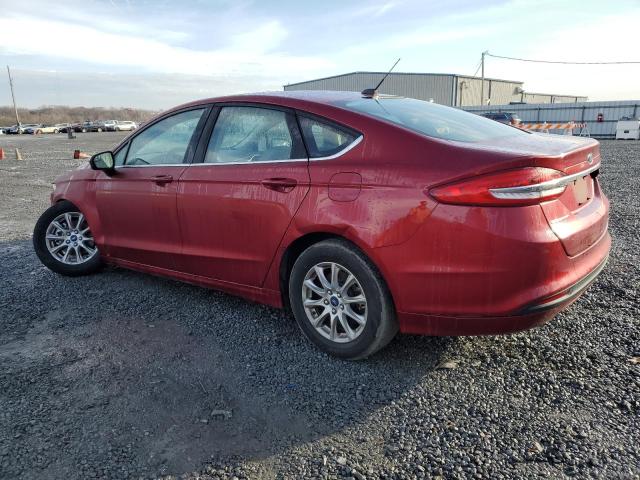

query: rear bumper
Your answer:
[373,196,611,336]
[397,251,608,336]
[519,254,608,314]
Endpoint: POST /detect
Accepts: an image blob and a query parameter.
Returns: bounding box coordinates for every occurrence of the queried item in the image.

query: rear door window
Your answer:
[204,106,305,164]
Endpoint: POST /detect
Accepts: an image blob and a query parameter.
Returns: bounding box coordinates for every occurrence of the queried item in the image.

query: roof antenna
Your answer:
[361,58,401,98]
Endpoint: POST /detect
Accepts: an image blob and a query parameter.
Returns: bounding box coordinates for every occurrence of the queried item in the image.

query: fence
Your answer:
[463,100,640,139]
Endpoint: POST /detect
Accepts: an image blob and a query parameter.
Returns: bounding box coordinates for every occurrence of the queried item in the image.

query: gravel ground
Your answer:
[0,133,638,480]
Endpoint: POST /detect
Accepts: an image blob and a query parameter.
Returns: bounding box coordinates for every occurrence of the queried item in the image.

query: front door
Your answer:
[177,105,310,286]
[95,107,207,270]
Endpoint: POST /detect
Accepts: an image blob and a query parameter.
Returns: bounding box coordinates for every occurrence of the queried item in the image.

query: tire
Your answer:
[97,128,102,132]
[33,201,103,277]
[289,239,397,360]
[53,129,58,134]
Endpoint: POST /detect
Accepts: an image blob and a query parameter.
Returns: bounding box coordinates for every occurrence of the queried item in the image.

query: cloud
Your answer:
[483,12,640,100]
[2,0,639,107]
[0,15,331,79]
[3,69,283,109]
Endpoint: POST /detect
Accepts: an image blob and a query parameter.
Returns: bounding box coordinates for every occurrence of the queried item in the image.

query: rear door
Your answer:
[95,107,208,269]
[176,104,309,286]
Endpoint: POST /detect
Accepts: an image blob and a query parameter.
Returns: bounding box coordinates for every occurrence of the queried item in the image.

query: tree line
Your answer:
[0,105,159,126]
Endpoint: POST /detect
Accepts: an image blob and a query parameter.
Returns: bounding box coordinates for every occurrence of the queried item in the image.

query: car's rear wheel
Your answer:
[33,201,102,276]
[289,239,397,359]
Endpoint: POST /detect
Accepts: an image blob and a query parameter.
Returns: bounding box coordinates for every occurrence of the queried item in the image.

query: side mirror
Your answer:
[90,151,115,173]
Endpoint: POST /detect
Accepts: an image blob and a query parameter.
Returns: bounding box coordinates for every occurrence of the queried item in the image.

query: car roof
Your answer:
[168,90,375,114]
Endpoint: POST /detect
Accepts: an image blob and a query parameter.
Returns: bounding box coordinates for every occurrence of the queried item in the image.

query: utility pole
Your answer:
[7,66,20,129]
[480,51,488,106]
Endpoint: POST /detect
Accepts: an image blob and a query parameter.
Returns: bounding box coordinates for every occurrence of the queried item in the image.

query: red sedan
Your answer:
[33,91,610,359]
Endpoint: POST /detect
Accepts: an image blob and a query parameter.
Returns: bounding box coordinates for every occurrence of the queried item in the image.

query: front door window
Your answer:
[125,109,205,166]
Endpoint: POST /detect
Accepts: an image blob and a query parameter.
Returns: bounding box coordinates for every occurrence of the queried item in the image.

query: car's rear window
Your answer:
[334,97,529,143]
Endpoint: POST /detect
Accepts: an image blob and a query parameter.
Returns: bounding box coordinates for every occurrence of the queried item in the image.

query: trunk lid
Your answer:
[442,133,608,257]
[480,134,607,257]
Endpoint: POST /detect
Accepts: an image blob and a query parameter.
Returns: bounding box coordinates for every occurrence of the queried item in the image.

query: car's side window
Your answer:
[124,109,205,166]
[114,144,128,166]
[298,116,358,158]
[204,107,305,164]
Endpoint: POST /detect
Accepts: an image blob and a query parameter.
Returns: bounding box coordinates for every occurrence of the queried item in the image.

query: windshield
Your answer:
[334,97,529,143]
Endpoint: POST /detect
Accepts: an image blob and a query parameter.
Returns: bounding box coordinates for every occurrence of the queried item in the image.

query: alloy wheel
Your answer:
[301,262,368,343]
[45,212,97,265]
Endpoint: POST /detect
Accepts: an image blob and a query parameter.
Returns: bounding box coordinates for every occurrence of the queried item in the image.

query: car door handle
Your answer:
[261,178,297,193]
[151,175,174,185]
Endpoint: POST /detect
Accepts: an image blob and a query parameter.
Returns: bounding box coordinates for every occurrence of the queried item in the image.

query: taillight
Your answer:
[430,167,567,206]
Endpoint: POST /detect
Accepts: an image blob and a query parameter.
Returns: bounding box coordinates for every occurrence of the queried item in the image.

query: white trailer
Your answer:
[616,119,640,140]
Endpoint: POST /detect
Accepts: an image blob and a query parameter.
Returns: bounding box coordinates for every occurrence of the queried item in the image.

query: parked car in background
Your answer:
[58,124,75,133]
[54,123,70,132]
[76,121,93,133]
[88,121,107,132]
[480,111,521,126]
[8,124,40,134]
[115,120,137,131]
[69,123,87,133]
[26,124,60,134]
[33,91,610,359]
[101,120,118,131]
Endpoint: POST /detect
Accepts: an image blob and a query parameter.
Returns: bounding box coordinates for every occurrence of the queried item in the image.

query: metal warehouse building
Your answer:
[284,72,587,107]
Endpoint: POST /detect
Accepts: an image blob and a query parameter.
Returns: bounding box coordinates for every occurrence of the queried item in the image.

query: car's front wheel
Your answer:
[289,239,398,359]
[33,201,102,276]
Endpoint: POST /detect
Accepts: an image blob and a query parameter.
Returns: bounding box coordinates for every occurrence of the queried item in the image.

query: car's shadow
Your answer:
[0,239,456,479]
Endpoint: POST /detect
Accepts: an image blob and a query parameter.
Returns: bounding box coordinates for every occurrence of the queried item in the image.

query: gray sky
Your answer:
[1,0,639,109]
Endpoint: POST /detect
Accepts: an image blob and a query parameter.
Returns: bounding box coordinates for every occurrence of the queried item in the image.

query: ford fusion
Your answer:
[33,91,610,359]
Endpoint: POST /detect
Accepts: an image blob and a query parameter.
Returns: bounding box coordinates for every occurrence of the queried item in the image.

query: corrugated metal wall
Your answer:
[464,100,640,138]
[520,93,586,104]
[285,72,585,107]
[548,95,587,103]
[455,77,523,106]
[285,73,456,105]
[523,93,555,104]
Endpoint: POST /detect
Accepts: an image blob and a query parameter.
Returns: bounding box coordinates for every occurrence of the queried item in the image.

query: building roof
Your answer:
[284,71,524,88]
[522,90,587,99]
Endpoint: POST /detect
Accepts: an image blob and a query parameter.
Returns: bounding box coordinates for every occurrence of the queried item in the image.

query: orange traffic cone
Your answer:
[0,148,4,160]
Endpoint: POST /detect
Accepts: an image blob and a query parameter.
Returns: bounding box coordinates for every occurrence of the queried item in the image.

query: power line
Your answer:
[486,52,640,65]
[471,59,482,77]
